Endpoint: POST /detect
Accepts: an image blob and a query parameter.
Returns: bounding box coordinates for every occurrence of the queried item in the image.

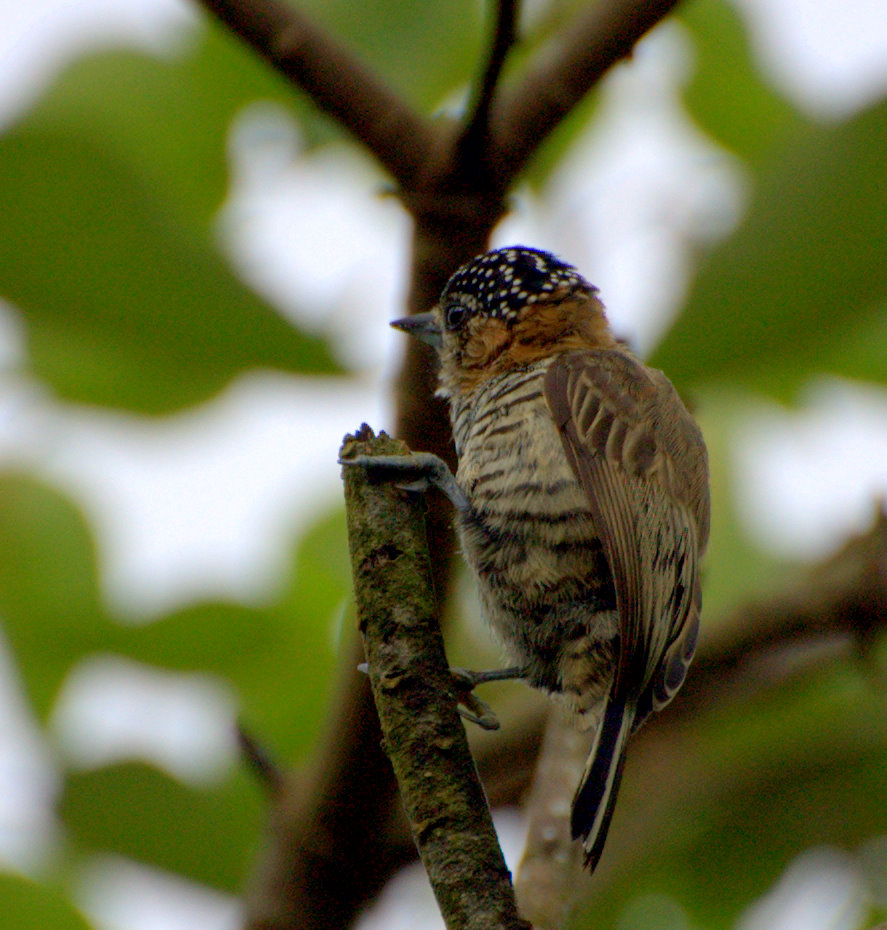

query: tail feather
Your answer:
[570,695,635,871]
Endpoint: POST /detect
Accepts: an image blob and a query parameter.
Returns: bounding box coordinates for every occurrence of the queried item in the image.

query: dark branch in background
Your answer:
[196,0,435,186]
[242,636,403,930]
[490,0,681,181]
[341,426,528,930]
[457,0,519,164]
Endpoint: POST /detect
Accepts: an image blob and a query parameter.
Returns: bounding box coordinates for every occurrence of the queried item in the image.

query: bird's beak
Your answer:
[390,312,442,347]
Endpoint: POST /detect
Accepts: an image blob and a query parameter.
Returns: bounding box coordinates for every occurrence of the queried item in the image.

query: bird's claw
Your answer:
[456,692,501,731]
[339,452,412,471]
[357,662,521,731]
[339,452,469,513]
[450,666,525,730]
[450,666,527,688]
[393,477,433,494]
[340,453,429,494]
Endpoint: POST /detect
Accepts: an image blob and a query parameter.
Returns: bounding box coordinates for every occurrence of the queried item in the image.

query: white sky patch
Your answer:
[0,0,196,128]
[732,0,887,118]
[737,847,867,930]
[0,373,392,618]
[219,105,413,375]
[0,635,59,871]
[734,380,887,559]
[76,856,241,930]
[50,656,238,783]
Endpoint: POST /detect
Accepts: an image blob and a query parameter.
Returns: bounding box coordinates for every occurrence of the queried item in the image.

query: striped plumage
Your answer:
[449,360,619,715]
[396,246,709,870]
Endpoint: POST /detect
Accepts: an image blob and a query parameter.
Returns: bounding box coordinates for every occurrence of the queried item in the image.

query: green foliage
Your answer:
[126,508,352,756]
[298,0,483,111]
[653,97,887,400]
[687,392,794,618]
[0,468,349,902]
[0,472,348,754]
[0,26,343,414]
[0,122,340,413]
[60,763,264,891]
[679,0,806,164]
[0,470,348,896]
[16,25,305,231]
[0,473,108,718]
[0,873,94,930]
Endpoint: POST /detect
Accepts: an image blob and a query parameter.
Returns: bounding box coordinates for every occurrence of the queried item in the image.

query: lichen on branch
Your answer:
[340,424,529,930]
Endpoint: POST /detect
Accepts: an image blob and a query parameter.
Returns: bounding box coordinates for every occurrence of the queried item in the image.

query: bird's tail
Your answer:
[570,694,635,871]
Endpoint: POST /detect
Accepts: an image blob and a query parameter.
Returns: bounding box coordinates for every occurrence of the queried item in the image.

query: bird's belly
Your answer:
[452,368,617,694]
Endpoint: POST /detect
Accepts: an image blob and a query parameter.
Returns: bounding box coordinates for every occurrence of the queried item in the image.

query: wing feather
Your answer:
[544,349,708,713]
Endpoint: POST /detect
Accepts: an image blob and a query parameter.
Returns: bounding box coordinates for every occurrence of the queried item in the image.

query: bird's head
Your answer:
[393,246,614,397]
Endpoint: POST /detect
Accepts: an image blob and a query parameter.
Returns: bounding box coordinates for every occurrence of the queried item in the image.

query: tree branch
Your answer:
[457,0,519,162]
[489,0,681,181]
[195,0,436,186]
[514,707,586,930]
[340,425,528,930]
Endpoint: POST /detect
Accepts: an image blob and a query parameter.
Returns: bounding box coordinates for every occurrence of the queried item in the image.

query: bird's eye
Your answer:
[445,305,466,330]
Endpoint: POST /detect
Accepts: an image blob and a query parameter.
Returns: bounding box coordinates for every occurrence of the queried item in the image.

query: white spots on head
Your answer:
[439,246,594,327]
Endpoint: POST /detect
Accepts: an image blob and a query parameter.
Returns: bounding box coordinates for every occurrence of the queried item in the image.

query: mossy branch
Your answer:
[340,424,529,930]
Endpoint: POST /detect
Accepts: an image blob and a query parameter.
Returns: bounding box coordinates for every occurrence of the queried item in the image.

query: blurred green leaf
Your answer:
[18,23,332,231]
[691,391,796,618]
[0,123,340,412]
[0,23,347,414]
[653,97,887,399]
[827,295,887,387]
[673,666,887,924]
[0,469,350,756]
[0,873,94,930]
[679,0,805,165]
[253,505,353,752]
[60,763,263,891]
[0,473,109,718]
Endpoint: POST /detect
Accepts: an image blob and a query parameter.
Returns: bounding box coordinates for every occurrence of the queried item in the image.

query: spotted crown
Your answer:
[440,246,596,325]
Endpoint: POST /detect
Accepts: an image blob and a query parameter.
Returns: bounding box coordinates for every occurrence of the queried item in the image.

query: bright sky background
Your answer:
[1,1,887,929]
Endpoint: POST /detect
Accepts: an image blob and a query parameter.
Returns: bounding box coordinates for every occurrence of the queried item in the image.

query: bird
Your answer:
[353,245,709,871]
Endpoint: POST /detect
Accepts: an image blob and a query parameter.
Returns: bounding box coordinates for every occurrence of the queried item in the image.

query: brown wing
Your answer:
[544,349,709,713]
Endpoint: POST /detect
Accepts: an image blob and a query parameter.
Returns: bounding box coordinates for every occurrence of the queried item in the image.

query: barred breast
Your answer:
[449,361,618,719]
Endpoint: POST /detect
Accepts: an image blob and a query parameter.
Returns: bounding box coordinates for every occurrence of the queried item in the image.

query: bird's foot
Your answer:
[339,452,470,513]
[357,663,525,731]
[450,665,526,730]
